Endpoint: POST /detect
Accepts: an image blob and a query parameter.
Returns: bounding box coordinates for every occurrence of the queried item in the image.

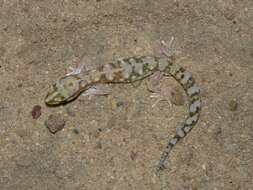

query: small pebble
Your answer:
[45,114,65,134]
[111,98,125,110]
[130,151,138,161]
[31,105,42,119]
[72,128,79,134]
[111,99,117,110]
[229,99,238,111]
[94,141,102,149]
[94,128,102,138]
[111,99,125,110]
[224,11,235,21]
[116,101,124,107]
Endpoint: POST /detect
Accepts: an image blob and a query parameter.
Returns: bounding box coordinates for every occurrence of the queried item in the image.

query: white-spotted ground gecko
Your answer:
[45,55,201,171]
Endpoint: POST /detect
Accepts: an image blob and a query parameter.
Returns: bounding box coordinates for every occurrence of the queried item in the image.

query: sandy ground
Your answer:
[0,0,253,189]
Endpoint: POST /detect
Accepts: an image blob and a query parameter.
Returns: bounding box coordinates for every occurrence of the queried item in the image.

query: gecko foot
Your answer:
[160,36,181,59]
[66,65,85,76]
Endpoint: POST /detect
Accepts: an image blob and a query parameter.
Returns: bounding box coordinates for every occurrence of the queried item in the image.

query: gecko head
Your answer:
[45,75,83,106]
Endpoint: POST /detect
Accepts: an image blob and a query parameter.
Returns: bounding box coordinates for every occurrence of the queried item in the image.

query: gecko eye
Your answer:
[60,76,80,93]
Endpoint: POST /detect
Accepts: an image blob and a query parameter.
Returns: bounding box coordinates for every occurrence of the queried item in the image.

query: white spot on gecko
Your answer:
[142,56,157,70]
[190,99,201,114]
[180,71,192,85]
[187,84,201,96]
[120,59,132,79]
[103,64,115,81]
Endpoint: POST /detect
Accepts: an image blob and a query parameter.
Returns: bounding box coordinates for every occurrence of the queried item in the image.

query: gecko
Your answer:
[45,55,201,171]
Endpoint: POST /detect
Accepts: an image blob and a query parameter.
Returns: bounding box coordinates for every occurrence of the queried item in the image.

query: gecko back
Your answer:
[45,55,201,171]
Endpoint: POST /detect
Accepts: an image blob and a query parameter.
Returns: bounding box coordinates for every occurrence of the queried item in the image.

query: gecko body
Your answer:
[45,55,201,170]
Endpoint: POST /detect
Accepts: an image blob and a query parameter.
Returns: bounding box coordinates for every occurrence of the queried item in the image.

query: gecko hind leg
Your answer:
[147,37,179,108]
